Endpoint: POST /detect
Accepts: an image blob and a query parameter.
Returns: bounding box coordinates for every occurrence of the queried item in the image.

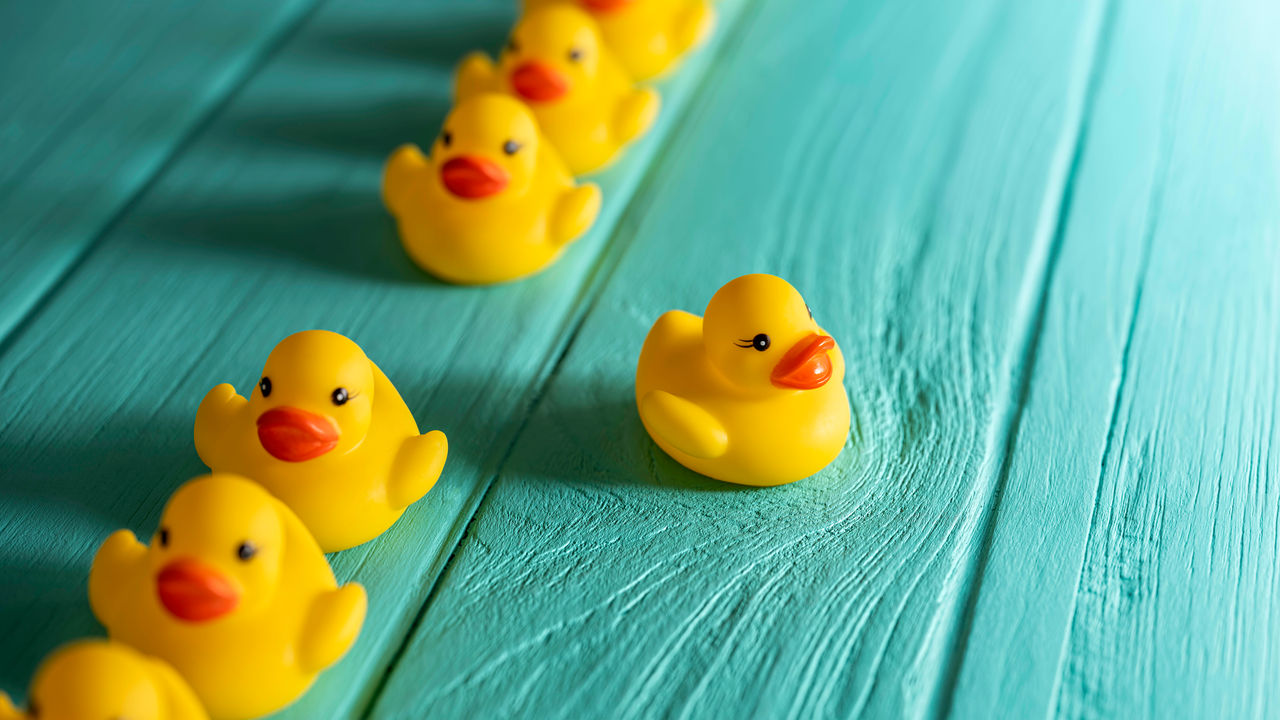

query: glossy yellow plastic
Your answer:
[89,474,367,720]
[0,640,207,720]
[383,93,602,284]
[635,274,851,486]
[194,330,448,552]
[524,0,715,80]
[457,4,660,175]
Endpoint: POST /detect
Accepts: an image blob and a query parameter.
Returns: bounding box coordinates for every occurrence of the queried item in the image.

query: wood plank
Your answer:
[946,0,1280,716]
[0,0,321,345]
[366,0,1113,716]
[0,0,751,715]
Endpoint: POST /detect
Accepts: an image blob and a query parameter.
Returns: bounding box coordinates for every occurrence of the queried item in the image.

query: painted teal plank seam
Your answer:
[930,0,1119,715]
[0,0,328,351]
[349,8,762,716]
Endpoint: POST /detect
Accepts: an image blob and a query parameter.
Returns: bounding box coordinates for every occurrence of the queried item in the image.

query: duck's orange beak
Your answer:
[440,156,510,199]
[771,334,835,389]
[510,61,570,102]
[582,0,632,11]
[157,559,239,622]
[257,407,339,462]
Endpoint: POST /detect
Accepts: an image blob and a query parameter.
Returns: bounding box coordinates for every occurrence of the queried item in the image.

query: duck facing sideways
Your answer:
[89,474,366,720]
[635,274,851,486]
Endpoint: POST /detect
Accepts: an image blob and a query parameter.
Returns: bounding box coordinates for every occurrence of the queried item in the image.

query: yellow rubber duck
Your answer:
[456,4,661,175]
[524,0,715,80]
[89,474,367,720]
[194,329,448,552]
[0,640,207,720]
[383,93,601,284]
[635,274,851,486]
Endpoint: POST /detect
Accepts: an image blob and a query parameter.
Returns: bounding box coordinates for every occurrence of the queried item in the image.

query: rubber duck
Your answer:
[89,474,367,720]
[383,93,601,284]
[635,274,851,486]
[0,640,207,720]
[194,330,448,552]
[524,0,715,80]
[456,4,660,174]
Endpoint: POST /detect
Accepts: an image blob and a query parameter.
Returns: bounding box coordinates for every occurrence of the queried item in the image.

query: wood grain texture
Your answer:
[0,0,749,715]
[367,0,1113,716]
[0,0,319,344]
[948,0,1280,717]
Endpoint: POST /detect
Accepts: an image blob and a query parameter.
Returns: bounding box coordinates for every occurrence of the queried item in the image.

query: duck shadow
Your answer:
[131,187,432,285]
[0,559,103,700]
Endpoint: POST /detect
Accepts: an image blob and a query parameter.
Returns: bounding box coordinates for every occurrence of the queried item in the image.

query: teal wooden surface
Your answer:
[2,0,1279,718]
[0,0,318,344]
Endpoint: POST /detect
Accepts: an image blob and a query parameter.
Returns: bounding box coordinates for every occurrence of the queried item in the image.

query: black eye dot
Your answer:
[505,38,519,53]
[503,140,522,155]
[752,333,771,351]
[441,130,452,147]
[236,541,257,562]
[158,527,170,548]
[568,48,583,62]
[259,377,272,398]
[806,304,813,319]
[331,387,350,406]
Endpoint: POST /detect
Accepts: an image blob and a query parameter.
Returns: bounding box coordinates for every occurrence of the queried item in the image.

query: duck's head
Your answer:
[500,6,605,104]
[702,274,842,392]
[432,94,539,200]
[250,330,374,463]
[16,641,168,720]
[146,475,288,623]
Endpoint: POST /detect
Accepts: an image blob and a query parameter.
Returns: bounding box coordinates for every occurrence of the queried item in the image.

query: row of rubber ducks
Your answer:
[0,273,851,720]
[0,2,855,717]
[383,0,715,284]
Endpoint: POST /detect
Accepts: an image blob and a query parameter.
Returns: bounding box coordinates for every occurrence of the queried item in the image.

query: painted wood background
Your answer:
[1,0,1276,717]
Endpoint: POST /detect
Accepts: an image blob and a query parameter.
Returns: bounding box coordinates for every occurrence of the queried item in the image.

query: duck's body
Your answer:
[195,330,447,552]
[525,0,714,80]
[0,640,207,720]
[383,94,600,284]
[635,275,850,486]
[456,5,660,174]
[89,475,366,720]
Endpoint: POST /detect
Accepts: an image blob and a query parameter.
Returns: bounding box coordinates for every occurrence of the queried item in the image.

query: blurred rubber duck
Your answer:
[383,93,601,284]
[635,274,851,486]
[524,0,715,80]
[195,330,447,552]
[0,640,207,720]
[456,4,660,174]
[89,474,367,720]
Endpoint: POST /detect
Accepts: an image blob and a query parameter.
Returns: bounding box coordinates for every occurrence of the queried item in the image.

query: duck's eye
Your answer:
[332,387,350,405]
[441,130,452,147]
[158,527,170,547]
[259,377,272,397]
[568,48,583,62]
[503,139,522,155]
[505,38,519,53]
[734,333,771,351]
[236,541,257,562]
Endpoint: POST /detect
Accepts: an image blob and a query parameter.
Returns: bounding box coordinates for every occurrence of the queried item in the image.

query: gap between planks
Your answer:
[929,0,1121,716]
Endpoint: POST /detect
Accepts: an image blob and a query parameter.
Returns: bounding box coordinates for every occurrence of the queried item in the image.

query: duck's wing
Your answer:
[88,529,147,629]
[639,390,728,459]
[382,144,430,218]
[613,87,661,144]
[147,658,210,720]
[455,52,498,101]
[298,584,368,674]
[388,429,448,510]
[551,182,602,247]
[193,383,246,470]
